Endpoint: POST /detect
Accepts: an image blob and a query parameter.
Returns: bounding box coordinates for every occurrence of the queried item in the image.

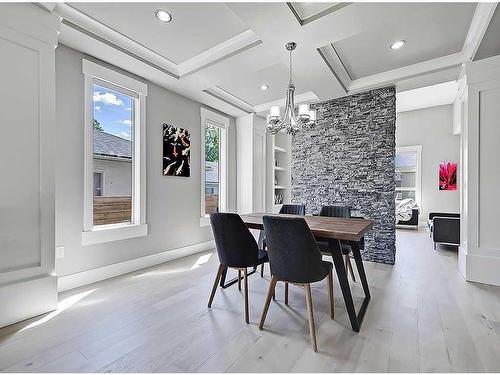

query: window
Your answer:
[395,145,422,208]
[82,60,148,245]
[93,171,104,197]
[200,108,228,225]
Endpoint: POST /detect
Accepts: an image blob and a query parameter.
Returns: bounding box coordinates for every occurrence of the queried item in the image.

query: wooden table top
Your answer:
[240,213,374,242]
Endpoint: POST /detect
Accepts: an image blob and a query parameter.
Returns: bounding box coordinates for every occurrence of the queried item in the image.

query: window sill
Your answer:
[82,223,148,246]
[200,217,211,227]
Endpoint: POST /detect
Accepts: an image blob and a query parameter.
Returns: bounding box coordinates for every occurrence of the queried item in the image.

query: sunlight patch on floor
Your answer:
[20,288,96,331]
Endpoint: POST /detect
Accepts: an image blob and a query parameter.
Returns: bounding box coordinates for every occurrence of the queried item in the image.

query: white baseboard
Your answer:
[463,251,500,287]
[0,275,58,328]
[58,240,215,292]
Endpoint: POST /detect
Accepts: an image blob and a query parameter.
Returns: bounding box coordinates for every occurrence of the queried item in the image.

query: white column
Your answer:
[0,4,60,327]
[460,54,500,286]
[236,114,267,214]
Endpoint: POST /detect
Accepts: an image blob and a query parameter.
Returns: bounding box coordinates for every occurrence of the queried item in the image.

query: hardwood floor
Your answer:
[1,229,500,372]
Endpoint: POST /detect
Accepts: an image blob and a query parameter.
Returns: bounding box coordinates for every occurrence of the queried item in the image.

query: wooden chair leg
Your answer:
[259,276,278,330]
[346,255,356,282]
[208,264,225,308]
[260,263,264,278]
[284,282,289,305]
[304,284,318,352]
[243,268,249,324]
[327,269,334,319]
[238,270,241,291]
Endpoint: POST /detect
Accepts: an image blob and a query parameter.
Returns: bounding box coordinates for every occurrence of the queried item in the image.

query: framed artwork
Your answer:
[439,162,457,190]
[163,124,191,177]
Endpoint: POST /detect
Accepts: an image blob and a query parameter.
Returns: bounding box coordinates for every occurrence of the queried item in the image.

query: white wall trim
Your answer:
[58,240,216,292]
[81,223,148,246]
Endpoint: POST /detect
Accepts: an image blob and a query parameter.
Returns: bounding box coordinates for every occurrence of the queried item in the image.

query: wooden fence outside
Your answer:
[94,196,132,225]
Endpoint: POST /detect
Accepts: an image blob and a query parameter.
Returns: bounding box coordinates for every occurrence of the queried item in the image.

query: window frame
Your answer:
[82,59,148,245]
[200,107,228,226]
[395,145,422,210]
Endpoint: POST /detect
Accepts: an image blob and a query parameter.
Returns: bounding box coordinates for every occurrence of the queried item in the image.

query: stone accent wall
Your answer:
[291,86,396,264]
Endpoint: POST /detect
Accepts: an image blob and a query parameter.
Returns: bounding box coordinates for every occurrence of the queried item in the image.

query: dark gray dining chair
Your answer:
[317,205,357,282]
[279,204,306,215]
[260,215,334,352]
[258,203,306,277]
[208,213,269,323]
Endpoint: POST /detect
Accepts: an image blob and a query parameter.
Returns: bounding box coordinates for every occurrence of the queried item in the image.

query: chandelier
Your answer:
[266,42,317,134]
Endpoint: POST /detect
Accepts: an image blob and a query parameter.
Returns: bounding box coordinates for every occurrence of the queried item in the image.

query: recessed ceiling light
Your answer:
[390,40,406,50]
[155,9,172,23]
[260,84,269,90]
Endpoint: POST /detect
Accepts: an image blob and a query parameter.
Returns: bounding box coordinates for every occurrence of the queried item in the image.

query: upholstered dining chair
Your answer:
[279,203,306,215]
[317,205,358,282]
[208,212,269,323]
[258,203,306,278]
[260,215,334,352]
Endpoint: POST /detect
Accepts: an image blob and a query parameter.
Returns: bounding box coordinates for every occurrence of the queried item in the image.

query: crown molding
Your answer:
[287,2,352,26]
[462,2,497,61]
[202,86,254,114]
[348,52,465,92]
[178,30,262,77]
[317,44,350,93]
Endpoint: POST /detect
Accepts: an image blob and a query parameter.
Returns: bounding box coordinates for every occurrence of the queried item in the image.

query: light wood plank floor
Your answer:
[1,230,500,373]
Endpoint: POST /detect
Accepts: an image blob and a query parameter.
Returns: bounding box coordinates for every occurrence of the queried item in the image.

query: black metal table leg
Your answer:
[328,239,370,332]
[219,266,258,289]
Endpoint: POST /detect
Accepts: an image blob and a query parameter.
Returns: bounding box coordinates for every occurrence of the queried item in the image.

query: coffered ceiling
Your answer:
[44,2,498,118]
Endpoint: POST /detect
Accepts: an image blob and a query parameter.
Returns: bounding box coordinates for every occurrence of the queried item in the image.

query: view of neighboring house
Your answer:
[93,131,132,225]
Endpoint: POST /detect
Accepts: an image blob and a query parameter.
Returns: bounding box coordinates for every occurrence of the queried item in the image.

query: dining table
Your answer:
[236,212,374,333]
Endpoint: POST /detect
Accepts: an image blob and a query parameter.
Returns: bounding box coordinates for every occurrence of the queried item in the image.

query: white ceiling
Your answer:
[72,3,249,65]
[47,2,498,118]
[333,3,475,80]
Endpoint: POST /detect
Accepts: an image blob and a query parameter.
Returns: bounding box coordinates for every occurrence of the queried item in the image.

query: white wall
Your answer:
[94,158,132,196]
[396,104,460,222]
[55,44,237,278]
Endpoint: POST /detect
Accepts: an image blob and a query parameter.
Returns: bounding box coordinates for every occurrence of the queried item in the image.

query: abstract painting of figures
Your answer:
[163,124,191,177]
[439,161,457,190]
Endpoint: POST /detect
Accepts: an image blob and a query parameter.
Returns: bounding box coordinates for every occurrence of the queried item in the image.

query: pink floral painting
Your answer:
[439,162,457,191]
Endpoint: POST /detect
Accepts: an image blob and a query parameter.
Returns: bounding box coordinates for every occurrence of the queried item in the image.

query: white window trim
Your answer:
[82,59,148,245]
[396,145,422,211]
[200,107,229,226]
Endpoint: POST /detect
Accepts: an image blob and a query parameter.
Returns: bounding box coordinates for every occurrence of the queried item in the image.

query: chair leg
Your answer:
[208,264,225,308]
[304,284,318,352]
[243,268,249,324]
[238,270,241,291]
[327,269,334,319]
[259,276,278,330]
[285,282,289,305]
[344,254,356,282]
[260,263,264,278]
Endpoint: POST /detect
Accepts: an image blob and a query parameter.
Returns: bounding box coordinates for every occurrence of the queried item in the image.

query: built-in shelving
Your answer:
[267,132,292,212]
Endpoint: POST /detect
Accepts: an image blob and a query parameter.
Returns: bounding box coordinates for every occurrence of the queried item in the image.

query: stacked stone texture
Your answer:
[291,86,396,264]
